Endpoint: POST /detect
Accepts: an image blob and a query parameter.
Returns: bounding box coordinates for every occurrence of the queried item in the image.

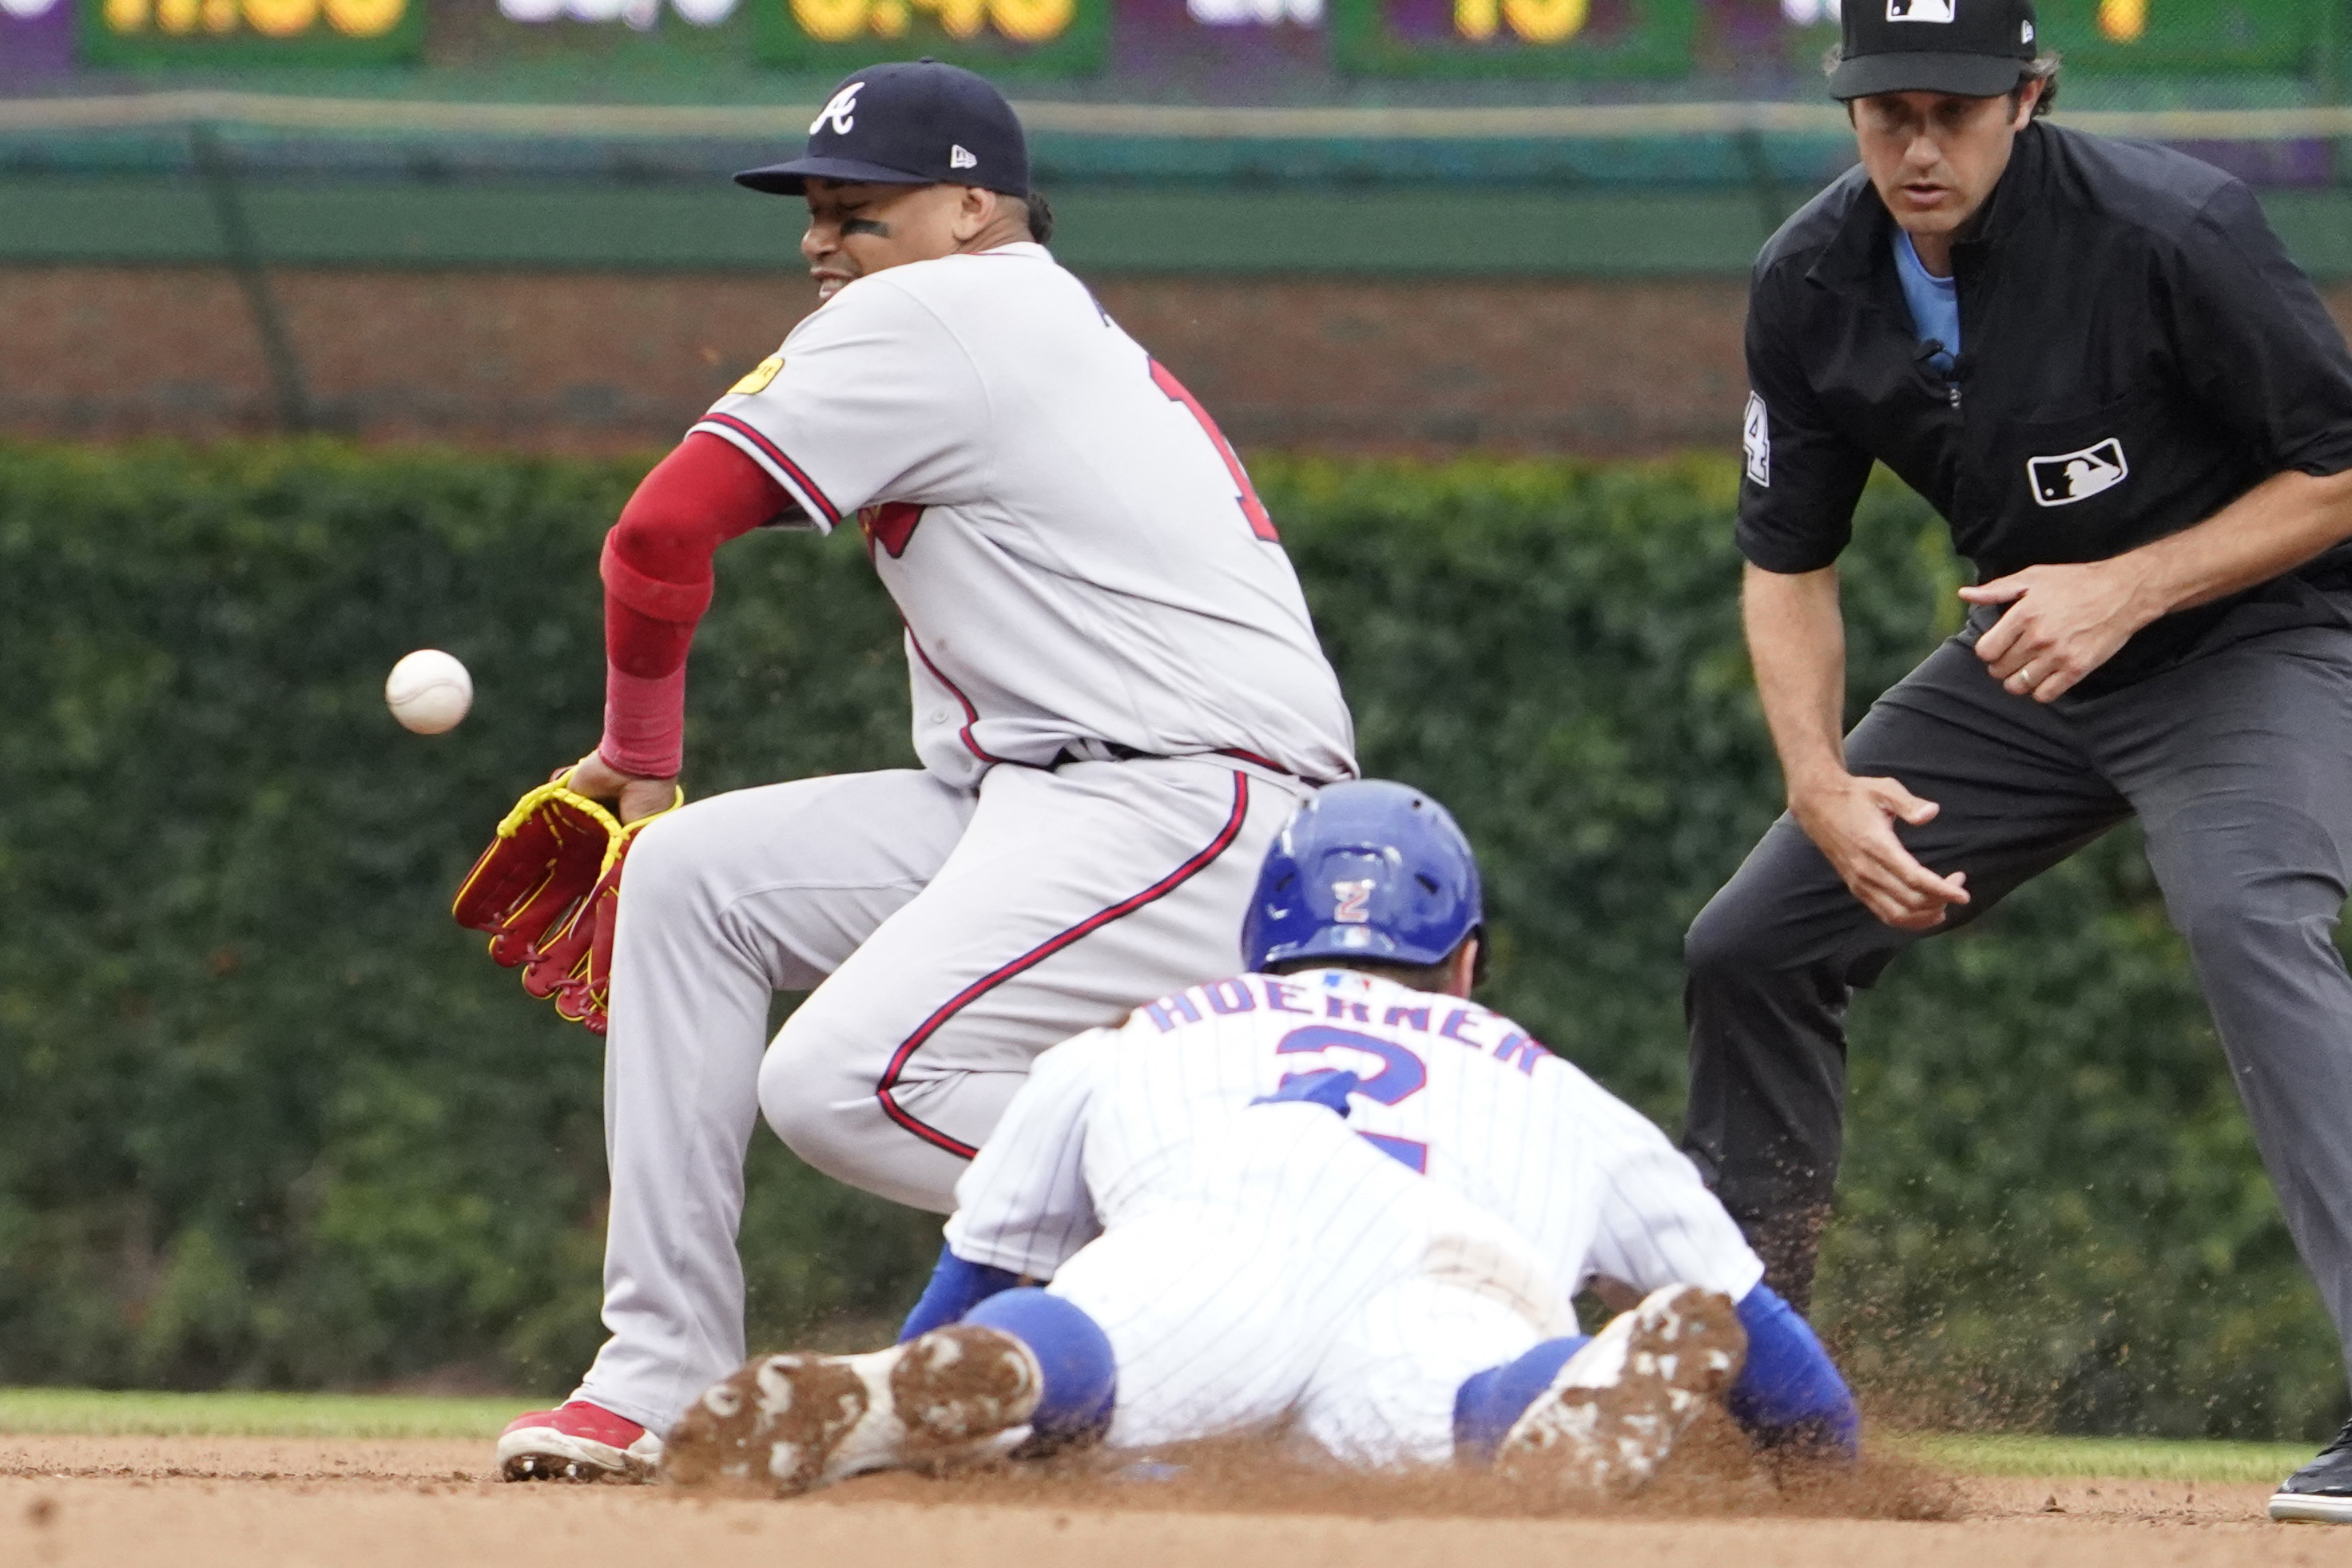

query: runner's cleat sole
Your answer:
[1497,1283,1746,1498]
[662,1324,1043,1497]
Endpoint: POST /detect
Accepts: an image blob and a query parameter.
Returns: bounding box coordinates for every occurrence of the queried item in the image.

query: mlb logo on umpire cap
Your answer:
[735,58,1031,200]
[1830,0,2037,99]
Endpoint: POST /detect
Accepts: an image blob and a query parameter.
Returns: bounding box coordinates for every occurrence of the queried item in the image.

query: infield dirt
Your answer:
[1,1430,2338,1568]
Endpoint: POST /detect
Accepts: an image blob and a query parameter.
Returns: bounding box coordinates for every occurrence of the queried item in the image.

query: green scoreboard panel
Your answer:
[77,0,420,64]
[1771,0,2328,80]
[751,0,1108,75]
[1332,0,1694,77]
[2032,0,2330,75]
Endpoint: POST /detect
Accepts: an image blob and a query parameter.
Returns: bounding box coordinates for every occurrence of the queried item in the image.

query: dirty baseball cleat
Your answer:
[1496,1283,1746,1496]
[2271,1417,2352,1522]
[660,1322,1044,1496]
[497,1399,662,1483]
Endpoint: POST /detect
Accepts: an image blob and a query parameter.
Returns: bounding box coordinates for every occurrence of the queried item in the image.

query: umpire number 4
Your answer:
[1150,359,1281,544]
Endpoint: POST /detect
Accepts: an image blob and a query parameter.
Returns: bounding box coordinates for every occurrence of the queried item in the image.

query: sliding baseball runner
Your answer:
[479,58,1356,1481]
[658,782,1856,1492]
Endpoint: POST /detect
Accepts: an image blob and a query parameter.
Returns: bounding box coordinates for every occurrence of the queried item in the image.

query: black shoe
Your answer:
[2271,1416,2352,1523]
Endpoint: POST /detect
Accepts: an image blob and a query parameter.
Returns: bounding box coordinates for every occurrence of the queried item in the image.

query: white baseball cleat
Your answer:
[1496,1282,1746,1496]
[2271,1417,2352,1522]
[2271,1492,2352,1524]
[660,1323,1044,1496]
[497,1400,663,1483]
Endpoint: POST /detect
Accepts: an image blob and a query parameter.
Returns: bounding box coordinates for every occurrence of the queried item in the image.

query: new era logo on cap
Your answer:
[950,145,978,169]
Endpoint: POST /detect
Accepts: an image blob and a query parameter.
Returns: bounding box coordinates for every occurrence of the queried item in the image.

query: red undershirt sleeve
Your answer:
[598,431,793,779]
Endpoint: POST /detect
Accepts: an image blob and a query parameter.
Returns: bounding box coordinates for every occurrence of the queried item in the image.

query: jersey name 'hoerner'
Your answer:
[693,242,1357,788]
[946,967,1764,1307]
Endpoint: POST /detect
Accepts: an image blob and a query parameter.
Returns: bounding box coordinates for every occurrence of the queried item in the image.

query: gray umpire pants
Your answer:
[1683,601,2352,1378]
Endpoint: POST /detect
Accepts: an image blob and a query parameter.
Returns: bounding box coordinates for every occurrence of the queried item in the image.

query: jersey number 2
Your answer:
[1150,359,1280,544]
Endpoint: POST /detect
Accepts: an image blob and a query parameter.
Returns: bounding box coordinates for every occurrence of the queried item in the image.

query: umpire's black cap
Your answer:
[735,59,1031,199]
[1828,0,2040,101]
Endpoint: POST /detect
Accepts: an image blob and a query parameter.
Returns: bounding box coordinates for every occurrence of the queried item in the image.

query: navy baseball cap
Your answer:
[736,59,1031,199]
[1828,0,2040,101]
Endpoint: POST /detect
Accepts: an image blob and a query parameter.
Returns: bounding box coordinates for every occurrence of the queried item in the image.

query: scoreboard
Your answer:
[53,0,2346,78]
[747,0,2332,80]
[1776,0,2328,76]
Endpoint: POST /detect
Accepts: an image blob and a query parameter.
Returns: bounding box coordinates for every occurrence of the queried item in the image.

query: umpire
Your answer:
[1681,0,2352,1518]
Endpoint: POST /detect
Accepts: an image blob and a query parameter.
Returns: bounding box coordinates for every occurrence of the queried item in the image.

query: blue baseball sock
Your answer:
[963,1288,1117,1447]
[898,1244,1021,1342]
[1726,1284,1858,1458]
[1452,1334,1591,1464]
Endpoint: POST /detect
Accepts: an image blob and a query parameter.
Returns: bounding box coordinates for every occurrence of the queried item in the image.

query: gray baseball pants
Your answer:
[571,754,1307,1435]
[1683,602,2352,1379]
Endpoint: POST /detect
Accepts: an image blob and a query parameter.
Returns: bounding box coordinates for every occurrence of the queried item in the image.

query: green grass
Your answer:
[0,1389,2319,1483]
[0,1387,520,1439]
[1892,1433,2310,1485]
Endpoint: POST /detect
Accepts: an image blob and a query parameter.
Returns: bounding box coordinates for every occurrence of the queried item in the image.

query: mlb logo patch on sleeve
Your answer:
[1742,393,1770,488]
[2028,439,2128,506]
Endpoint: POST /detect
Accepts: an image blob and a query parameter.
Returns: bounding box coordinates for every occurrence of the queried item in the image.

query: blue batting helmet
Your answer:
[1242,780,1484,973]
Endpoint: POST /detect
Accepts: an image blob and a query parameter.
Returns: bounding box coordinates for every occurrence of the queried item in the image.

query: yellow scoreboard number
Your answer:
[755,0,1103,72]
[78,0,419,59]
[2096,0,2145,38]
[100,0,401,36]
[1330,0,1694,77]
[1449,0,1584,45]
[786,0,1071,42]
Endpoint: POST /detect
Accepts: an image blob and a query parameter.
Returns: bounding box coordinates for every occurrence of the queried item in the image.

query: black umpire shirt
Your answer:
[1739,120,2352,695]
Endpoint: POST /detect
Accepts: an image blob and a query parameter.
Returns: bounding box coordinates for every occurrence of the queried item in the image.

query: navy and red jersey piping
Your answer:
[876,772,1256,1158]
[692,414,842,530]
[1214,747,1313,780]
[904,624,1006,765]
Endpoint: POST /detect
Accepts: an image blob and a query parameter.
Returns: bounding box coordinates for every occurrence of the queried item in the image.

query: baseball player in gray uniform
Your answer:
[494,59,1356,1481]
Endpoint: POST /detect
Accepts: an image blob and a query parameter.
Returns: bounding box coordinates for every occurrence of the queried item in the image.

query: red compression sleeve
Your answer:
[599,432,792,777]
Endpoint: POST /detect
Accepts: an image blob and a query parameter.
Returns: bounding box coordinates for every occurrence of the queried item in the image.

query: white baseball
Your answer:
[386,649,474,735]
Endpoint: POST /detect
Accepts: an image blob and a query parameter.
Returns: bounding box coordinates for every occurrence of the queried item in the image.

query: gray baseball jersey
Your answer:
[694,241,1355,787]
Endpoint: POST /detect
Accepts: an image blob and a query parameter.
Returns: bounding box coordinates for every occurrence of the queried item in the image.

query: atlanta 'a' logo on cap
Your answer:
[812,82,863,137]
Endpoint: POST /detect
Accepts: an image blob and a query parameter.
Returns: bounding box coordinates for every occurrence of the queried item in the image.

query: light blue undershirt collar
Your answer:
[1893,229,1960,376]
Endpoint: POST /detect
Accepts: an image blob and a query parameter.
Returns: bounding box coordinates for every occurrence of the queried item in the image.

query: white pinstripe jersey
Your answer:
[947,967,1766,1306]
[690,242,1355,790]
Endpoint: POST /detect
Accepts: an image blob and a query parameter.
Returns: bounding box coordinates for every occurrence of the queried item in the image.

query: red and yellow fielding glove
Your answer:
[451,772,682,1034]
